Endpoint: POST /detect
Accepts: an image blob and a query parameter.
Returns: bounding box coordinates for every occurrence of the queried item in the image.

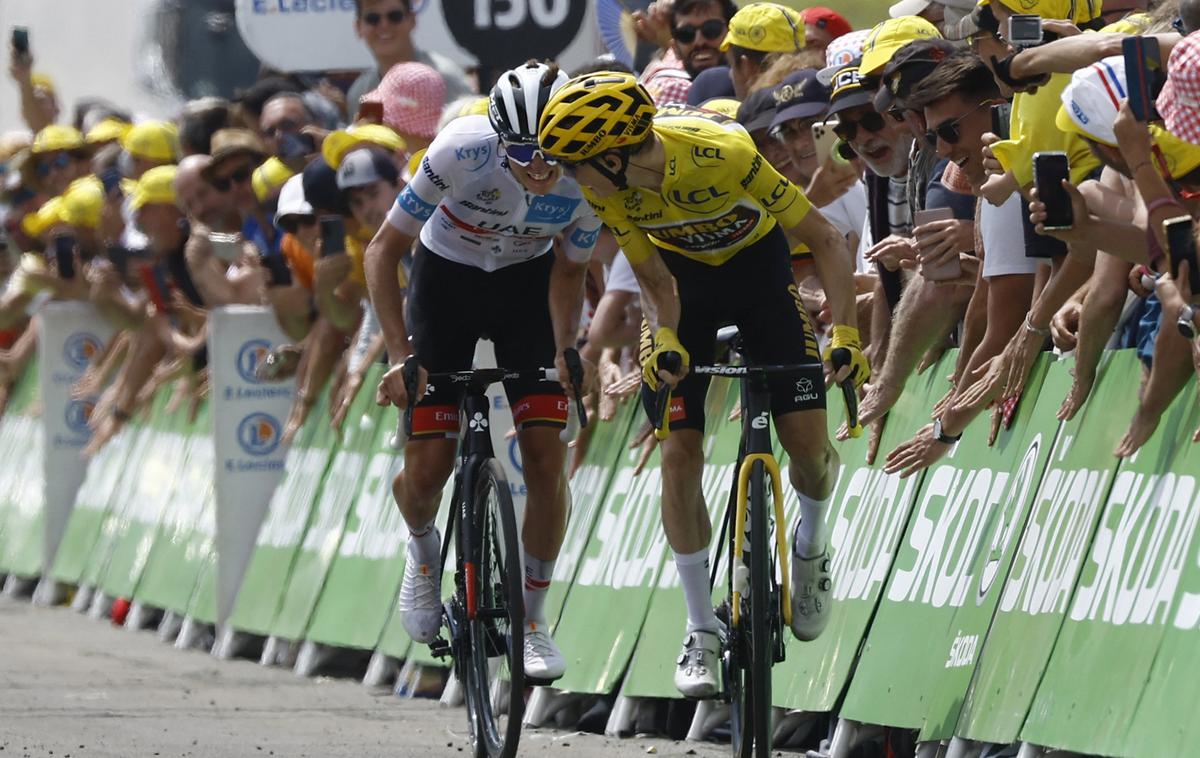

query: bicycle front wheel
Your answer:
[464,459,525,758]
[728,459,773,757]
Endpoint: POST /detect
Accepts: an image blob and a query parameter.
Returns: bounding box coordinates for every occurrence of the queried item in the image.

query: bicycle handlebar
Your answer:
[829,347,862,438]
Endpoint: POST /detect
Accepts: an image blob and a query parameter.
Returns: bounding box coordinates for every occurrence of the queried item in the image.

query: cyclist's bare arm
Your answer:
[364,222,422,407]
[786,210,858,330]
[628,247,681,336]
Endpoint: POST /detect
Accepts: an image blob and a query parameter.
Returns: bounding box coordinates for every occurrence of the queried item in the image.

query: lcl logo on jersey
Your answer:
[669,185,729,213]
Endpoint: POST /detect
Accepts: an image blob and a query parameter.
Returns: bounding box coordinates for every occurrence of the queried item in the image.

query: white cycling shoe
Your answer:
[523,622,566,681]
[790,548,833,641]
[399,538,443,644]
[674,627,724,699]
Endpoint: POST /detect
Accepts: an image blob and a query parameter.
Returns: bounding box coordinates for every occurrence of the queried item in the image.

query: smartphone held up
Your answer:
[1033,152,1073,230]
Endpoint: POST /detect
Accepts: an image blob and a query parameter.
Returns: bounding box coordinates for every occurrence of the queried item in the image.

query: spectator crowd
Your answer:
[2,0,1200,507]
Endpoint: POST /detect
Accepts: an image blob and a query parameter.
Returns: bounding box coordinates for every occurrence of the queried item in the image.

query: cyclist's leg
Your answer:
[734,227,836,640]
[492,253,571,678]
[395,245,482,641]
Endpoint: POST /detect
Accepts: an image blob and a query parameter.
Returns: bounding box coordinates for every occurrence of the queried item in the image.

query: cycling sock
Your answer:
[408,521,441,568]
[674,548,720,634]
[523,552,554,627]
[793,493,831,559]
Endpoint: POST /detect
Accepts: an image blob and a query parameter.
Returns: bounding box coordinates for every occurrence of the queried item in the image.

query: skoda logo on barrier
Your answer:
[236,340,272,384]
[237,413,281,457]
[64,397,97,433]
[63,332,102,371]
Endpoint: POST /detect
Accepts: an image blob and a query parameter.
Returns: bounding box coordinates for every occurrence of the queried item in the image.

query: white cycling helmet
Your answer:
[488,61,569,145]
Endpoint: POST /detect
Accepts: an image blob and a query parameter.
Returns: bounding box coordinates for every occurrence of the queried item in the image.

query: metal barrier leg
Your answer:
[293,640,330,677]
[86,590,112,621]
[363,651,399,687]
[70,584,93,613]
[686,699,728,741]
[605,694,637,737]
[32,578,68,606]
[825,718,859,758]
[440,669,464,707]
[157,611,183,643]
[945,737,982,758]
[1016,742,1044,758]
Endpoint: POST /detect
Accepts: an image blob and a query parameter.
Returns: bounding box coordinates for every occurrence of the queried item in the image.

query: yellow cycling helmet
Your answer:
[538,72,657,163]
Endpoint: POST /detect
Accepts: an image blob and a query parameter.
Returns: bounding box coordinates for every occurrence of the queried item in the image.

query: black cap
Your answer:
[686,66,736,106]
[737,87,778,133]
[301,156,349,216]
[827,60,874,117]
[770,69,831,130]
[874,39,957,112]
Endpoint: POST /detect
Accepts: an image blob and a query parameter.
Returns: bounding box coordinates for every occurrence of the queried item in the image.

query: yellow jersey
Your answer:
[584,109,813,267]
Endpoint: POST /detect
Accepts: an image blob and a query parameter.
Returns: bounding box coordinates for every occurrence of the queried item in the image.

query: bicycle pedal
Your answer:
[428,637,451,659]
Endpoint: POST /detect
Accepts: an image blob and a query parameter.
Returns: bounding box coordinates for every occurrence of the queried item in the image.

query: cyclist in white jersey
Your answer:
[365,62,603,681]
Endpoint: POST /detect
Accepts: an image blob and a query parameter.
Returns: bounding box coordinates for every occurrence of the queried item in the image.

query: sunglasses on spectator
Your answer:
[502,141,559,167]
[673,19,726,44]
[924,101,994,146]
[209,164,254,193]
[36,153,72,177]
[833,110,903,141]
[363,9,406,26]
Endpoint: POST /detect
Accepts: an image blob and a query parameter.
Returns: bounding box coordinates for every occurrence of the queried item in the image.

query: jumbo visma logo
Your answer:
[238,413,282,457]
[236,340,272,384]
[63,332,102,371]
[64,397,97,433]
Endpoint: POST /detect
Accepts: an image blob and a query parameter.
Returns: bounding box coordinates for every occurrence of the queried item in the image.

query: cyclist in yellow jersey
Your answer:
[539,72,869,698]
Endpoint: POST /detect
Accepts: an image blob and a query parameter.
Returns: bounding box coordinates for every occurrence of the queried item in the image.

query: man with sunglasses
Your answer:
[641,0,738,106]
[346,0,472,114]
[259,93,317,173]
[365,62,601,683]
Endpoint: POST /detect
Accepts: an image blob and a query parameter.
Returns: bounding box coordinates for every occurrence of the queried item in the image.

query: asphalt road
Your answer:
[0,597,727,758]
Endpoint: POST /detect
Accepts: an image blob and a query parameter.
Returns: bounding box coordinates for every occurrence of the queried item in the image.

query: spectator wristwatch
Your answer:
[933,417,962,445]
[1179,304,1199,340]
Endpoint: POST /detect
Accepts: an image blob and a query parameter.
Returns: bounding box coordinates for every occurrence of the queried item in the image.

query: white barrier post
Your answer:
[36,302,115,585]
[208,305,295,627]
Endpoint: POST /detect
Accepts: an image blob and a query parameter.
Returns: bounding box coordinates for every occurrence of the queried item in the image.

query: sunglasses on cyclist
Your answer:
[209,164,254,193]
[362,9,406,26]
[36,152,72,177]
[672,18,726,45]
[502,141,559,167]
[832,109,903,141]
[923,101,993,147]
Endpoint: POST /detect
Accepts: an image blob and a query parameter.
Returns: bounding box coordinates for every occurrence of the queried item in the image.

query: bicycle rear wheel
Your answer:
[728,459,773,756]
[464,459,525,758]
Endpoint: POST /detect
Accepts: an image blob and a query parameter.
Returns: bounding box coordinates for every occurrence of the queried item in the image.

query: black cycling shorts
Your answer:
[406,245,567,438]
[640,224,826,433]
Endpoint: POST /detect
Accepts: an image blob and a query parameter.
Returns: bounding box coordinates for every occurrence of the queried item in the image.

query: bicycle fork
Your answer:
[730,453,792,634]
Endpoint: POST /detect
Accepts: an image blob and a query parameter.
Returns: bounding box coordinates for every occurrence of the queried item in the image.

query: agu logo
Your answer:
[236,340,272,384]
[63,333,102,371]
[238,413,281,457]
[64,398,97,433]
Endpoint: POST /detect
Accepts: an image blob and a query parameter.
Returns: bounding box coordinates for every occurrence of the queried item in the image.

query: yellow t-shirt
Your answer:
[992,72,1100,188]
[584,110,813,267]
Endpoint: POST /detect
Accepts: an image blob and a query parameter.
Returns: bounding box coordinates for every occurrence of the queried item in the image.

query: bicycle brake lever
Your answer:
[652,351,682,440]
[830,348,862,438]
[401,355,420,440]
[563,347,588,429]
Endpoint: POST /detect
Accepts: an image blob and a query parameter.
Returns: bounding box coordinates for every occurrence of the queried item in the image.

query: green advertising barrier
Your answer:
[955,350,1139,744]
[1122,424,1200,757]
[305,387,410,652]
[839,355,1056,729]
[97,392,191,600]
[619,379,739,699]
[917,358,1066,742]
[49,419,139,586]
[269,380,386,642]
[773,356,946,711]
[1018,381,1200,755]
[0,365,47,578]
[0,362,40,566]
[135,402,218,615]
[226,391,336,635]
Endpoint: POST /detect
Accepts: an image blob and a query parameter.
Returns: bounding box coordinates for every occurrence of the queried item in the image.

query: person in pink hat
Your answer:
[361,62,446,153]
[1159,31,1200,147]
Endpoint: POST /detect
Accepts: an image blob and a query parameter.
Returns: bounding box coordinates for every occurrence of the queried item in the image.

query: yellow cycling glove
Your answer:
[642,327,690,391]
[824,325,870,389]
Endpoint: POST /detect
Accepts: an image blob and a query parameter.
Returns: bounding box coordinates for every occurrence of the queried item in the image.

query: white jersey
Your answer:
[386,115,602,272]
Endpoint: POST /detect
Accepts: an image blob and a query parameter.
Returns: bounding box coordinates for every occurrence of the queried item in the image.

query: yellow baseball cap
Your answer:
[129,165,178,211]
[698,98,743,119]
[32,124,85,154]
[720,3,806,54]
[322,123,406,169]
[60,176,105,229]
[121,120,180,163]
[86,117,132,146]
[991,0,1101,22]
[252,157,296,203]
[21,196,64,238]
[860,16,942,76]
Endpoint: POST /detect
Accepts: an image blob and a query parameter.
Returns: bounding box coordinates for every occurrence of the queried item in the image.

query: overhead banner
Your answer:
[209,305,295,626]
[37,301,115,575]
[235,0,600,74]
